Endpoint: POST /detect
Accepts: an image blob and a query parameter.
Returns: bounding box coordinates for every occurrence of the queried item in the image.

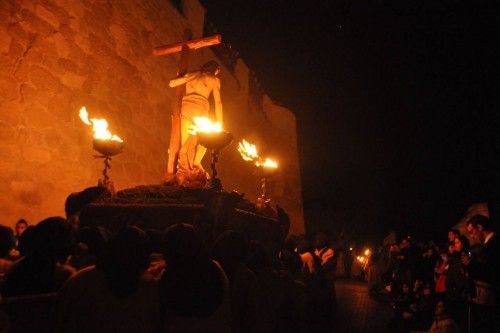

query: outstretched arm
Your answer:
[169,71,200,88]
[212,77,223,124]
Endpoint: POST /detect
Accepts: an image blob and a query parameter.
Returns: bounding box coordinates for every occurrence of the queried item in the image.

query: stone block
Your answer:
[34,37,59,58]
[74,34,91,54]
[43,131,62,149]
[0,100,22,125]
[58,0,85,19]
[109,23,127,44]
[22,47,44,67]
[0,27,11,54]
[47,92,72,122]
[35,4,60,28]
[7,40,25,64]
[38,1,71,25]
[81,79,93,94]
[61,71,86,89]
[19,189,43,206]
[20,83,50,107]
[19,8,55,36]
[81,7,112,41]
[50,32,73,58]
[57,58,79,73]
[0,76,19,101]
[11,60,31,82]
[0,195,15,220]
[22,104,54,128]
[12,0,35,12]
[87,33,113,57]
[56,137,81,162]
[10,179,35,193]
[22,145,52,163]
[0,120,17,145]
[29,65,63,92]
[6,22,29,47]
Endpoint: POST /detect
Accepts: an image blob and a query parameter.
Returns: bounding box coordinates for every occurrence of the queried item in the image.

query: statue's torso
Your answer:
[185,73,217,99]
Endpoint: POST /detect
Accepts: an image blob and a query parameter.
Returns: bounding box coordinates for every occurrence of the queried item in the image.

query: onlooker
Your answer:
[313,232,336,275]
[57,226,159,333]
[8,219,29,258]
[1,217,75,297]
[447,229,460,245]
[414,282,436,331]
[250,240,306,333]
[445,235,468,327]
[464,215,498,300]
[390,282,416,332]
[296,236,318,275]
[213,230,258,333]
[463,214,499,330]
[14,219,28,247]
[159,223,230,333]
[313,231,336,298]
[427,300,459,333]
[397,237,418,285]
[418,247,437,284]
[294,235,330,327]
[0,225,15,276]
[68,226,110,271]
[16,225,35,257]
[434,249,449,296]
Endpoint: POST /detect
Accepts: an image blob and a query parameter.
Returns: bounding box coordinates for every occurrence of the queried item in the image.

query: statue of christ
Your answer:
[169,60,223,179]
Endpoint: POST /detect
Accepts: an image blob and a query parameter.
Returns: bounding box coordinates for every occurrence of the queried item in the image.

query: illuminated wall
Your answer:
[0,0,304,234]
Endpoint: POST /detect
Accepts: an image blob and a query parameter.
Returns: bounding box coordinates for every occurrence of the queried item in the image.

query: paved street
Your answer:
[333,279,393,333]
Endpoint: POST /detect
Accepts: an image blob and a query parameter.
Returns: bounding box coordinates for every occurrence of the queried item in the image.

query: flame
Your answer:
[238,139,279,169]
[79,106,123,142]
[238,139,259,161]
[364,249,371,256]
[189,117,222,135]
[257,158,278,169]
[357,256,366,263]
[79,107,91,125]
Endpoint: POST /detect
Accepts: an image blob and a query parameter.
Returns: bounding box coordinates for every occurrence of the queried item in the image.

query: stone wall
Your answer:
[0,0,304,234]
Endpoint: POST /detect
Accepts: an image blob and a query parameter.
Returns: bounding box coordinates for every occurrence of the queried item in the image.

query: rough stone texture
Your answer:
[0,0,304,234]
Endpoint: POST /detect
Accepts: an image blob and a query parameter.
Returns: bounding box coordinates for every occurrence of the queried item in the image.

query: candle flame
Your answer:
[189,117,222,135]
[79,106,123,142]
[238,139,278,169]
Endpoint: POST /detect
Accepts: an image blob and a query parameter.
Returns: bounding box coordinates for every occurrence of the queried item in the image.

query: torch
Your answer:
[190,117,233,191]
[238,139,279,208]
[256,158,278,207]
[79,107,124,194]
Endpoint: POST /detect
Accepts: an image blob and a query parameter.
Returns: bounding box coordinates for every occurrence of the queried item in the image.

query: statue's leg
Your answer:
[180,117,190,146]
[193,144,207,170]
[178,117,192,170]
[186,136,196,169]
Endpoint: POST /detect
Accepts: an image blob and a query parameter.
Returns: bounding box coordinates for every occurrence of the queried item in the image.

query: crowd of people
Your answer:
[0,208,337,332]
[1,194,498,332]
[365,202,499,333]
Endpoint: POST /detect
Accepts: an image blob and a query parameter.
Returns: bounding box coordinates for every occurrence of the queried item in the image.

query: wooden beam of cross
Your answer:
[153,34,222,56]
[154,30,222,179]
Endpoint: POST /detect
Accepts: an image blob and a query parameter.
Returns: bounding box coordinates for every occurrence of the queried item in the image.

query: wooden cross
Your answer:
[153,29,222,179]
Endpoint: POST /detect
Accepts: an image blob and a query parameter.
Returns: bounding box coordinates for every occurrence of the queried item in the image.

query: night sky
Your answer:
[202,1,498,242]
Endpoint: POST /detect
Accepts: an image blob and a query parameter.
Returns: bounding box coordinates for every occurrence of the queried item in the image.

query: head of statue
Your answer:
[201,60,220,75]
